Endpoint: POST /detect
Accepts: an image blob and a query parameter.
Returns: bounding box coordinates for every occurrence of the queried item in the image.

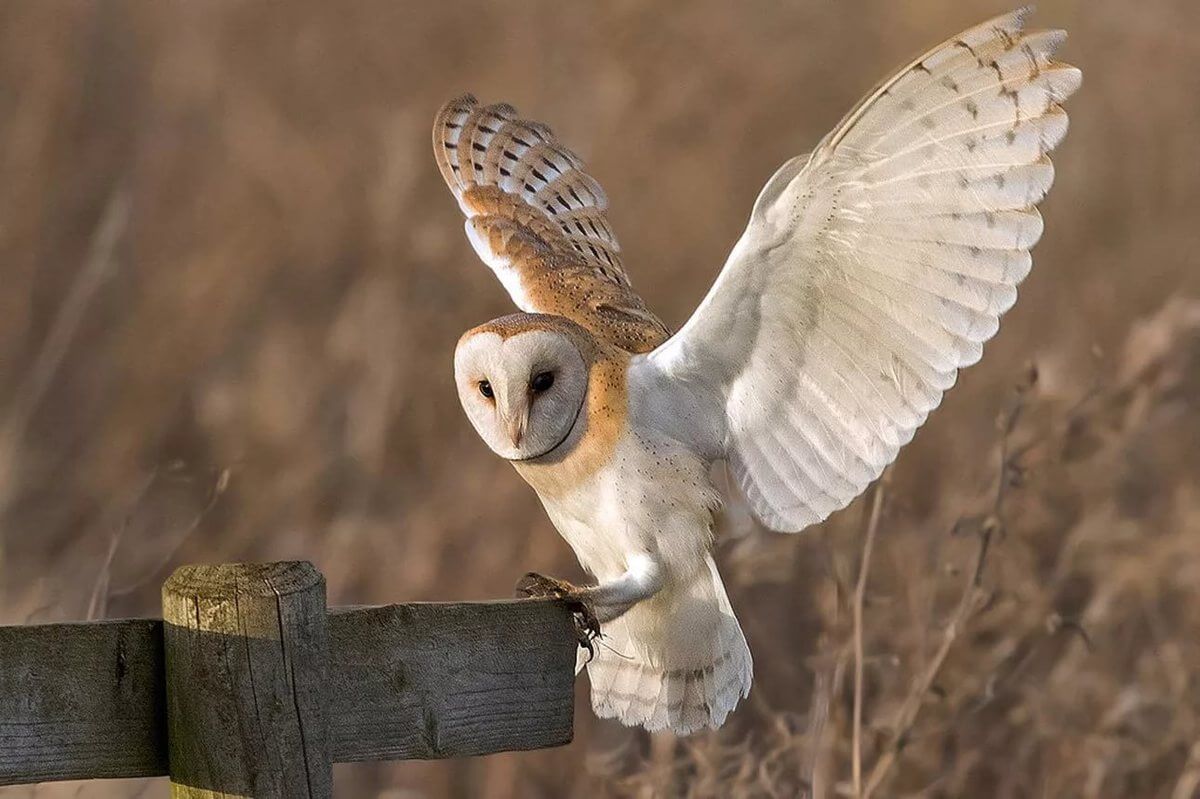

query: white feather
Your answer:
[463,220,535,311]
[634,8,1080,532]
[587,555,752,735]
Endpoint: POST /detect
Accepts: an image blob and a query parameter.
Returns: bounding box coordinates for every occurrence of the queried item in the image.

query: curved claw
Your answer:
[571,602,601,663]
[515,571,601,660]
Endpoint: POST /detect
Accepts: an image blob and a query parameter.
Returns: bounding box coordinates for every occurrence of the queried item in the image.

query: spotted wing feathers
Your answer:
[640,8,1081,531]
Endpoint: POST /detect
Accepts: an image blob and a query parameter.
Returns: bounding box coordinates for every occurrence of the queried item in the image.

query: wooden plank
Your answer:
[162,561,332,798]
[328,599,577,761]
[0,597,577,787]
[0,618,167,785]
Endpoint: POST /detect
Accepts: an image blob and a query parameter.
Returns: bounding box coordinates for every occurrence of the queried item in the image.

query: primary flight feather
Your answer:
[435,7,1080,734]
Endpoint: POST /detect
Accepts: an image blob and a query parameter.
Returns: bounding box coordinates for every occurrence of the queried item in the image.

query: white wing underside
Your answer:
[635,8,1081,532]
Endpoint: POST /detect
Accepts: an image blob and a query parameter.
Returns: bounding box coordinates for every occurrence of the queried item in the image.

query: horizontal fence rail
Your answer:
[0,561,577,795]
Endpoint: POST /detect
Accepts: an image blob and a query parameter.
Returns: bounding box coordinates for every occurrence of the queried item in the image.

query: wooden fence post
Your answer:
[3,560,575,790]
[161,561,331,798]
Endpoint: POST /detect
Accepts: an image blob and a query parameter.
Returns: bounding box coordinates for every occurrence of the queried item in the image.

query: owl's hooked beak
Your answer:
[503,408,527,448]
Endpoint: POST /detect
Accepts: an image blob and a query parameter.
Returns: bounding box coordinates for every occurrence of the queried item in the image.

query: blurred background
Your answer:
[2,1,1199,796]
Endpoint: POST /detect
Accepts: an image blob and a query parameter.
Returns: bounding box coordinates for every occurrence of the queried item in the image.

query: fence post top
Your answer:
[163,561,323,599]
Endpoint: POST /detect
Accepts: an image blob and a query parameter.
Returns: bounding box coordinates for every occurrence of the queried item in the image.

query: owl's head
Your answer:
[454,314,591,460]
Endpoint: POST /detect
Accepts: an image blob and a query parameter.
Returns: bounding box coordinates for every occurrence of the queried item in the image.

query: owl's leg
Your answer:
[575,553,664,623]
[517,555,664,657]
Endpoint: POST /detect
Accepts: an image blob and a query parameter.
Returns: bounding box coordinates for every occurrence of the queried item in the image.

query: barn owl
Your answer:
[435,8,1079,734]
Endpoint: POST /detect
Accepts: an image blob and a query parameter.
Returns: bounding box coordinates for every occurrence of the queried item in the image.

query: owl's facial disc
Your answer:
[454,329,588,461]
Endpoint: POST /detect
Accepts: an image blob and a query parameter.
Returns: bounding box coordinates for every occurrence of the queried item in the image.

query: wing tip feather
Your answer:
[432,93,481,192]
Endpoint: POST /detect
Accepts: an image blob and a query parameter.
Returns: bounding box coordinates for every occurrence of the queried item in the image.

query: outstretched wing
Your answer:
[433,95,669,353]
[634,8,1081,531]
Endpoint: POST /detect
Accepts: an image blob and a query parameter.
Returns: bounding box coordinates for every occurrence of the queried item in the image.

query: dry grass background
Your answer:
[2,1,1199,797]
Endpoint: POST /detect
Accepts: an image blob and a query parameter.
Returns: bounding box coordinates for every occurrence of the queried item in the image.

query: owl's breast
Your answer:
[512,351,720,580]
[524,428,722,583]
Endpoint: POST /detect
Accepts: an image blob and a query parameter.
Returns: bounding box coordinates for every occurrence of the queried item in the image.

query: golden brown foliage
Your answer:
[1,2,1198,797]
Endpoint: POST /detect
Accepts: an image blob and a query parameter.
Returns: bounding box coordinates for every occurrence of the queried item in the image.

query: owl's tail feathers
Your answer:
[584,555,752,735]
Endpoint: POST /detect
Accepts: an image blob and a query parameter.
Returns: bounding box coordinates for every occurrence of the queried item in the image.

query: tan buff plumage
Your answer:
[433,95,669,354]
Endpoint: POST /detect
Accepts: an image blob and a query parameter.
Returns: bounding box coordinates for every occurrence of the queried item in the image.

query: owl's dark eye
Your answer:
[478,380,494,399]
[530,371,555,393]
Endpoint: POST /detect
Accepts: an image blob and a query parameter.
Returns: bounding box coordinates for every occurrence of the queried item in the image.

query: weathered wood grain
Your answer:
[0,618,167,785]
[162,561,332,798]
[0,564,578,790]
[328,599,577,761]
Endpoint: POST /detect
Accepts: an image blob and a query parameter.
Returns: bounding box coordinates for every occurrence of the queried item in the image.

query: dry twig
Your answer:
[0,189,129,508]
[860,539,990,799]
[804,644,848,799]
[858,380,1030,798]
[852,476,888,797]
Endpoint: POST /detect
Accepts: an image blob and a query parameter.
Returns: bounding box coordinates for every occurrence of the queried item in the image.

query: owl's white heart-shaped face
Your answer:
[454,329,588,461]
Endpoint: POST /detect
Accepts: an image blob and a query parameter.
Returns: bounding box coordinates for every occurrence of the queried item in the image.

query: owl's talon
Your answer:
[571,602,601,662]
[515,571,575,599]
[516,572,601,659]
